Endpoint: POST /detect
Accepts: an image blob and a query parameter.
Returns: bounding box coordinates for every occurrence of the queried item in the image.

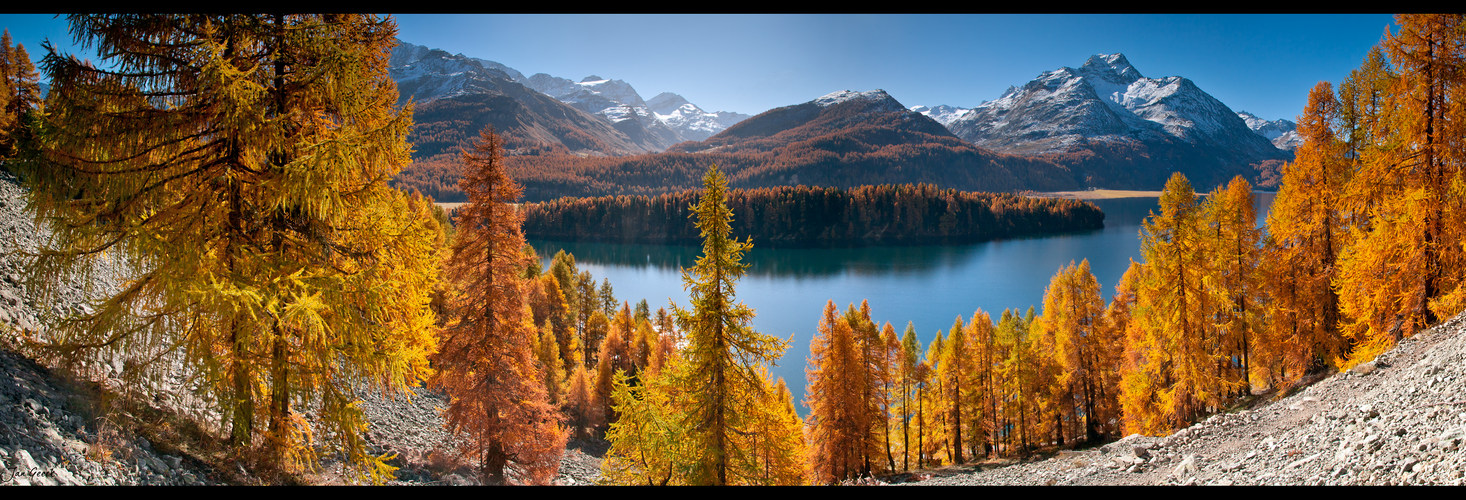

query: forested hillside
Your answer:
[520,184,1104,247]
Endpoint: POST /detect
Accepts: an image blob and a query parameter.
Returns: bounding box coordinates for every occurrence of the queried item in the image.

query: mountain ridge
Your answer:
[933,52,1292,190]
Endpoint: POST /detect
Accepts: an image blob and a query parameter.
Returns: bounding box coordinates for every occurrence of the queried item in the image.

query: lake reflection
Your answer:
[531,193,1274,414]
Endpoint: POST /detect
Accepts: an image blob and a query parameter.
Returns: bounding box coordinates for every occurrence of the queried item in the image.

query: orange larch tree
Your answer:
[1038,259,1118,444]
[432,128,566,484]
[805,300,863,483]
[1337,14,1466,364]
[1201,176,1264,397]
[1264,81,1354,380]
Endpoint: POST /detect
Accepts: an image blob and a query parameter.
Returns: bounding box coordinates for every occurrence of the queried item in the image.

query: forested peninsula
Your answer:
[519,183,1105,247]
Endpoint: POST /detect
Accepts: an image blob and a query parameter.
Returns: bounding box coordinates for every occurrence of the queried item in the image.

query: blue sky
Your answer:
[2,13,1398,123]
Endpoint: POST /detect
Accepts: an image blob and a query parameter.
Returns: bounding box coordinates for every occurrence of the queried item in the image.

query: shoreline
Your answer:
[1026,189,1164,200]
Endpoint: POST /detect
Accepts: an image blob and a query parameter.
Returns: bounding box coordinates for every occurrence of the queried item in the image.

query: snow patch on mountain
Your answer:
[1238,111,1303,151]
[814,89,902,111]
[647,92,750,142]
[910,104,973,128]
[389,40,523,105]
[948,52,1282,159]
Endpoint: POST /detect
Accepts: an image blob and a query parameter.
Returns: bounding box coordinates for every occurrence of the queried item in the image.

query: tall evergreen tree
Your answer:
[897,323,921,470]
[670,164,789,485]
[1338,14,1466,362]
[603,165,791,485]
[1201,176,1264,396]
[1265,82,1354,379]
[432,127,566,484]
[1122,173,1210,434]
[805,300,861,484]
[0,29,41,160]
[1038,259,1116,443]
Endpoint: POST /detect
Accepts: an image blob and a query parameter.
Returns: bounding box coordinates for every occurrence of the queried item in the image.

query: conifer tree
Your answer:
[878,321,900,471]
[1337,14,1466,363]
[961,310,994,458]
[0,29,41,159]
[805,300,862,483]
[1115,260,1170,436]
[432,127,566,484]
[843,301,886,475]
[995,309,1037,454]
[940,315,968,464]
[605,165,790,485]
[1265,82,1353,379]
[897,323,921,469]
[1201,176,1264,396]
[1130,173,1211,430]
[26,14,440,480]
[677,165,790,485]
[593,304,637,435]
[1038,259,1116,443]
[749,376,807,485]
[923,330,948,464]
[602,368,683,485]
[565,364,596,442]
[537,319,567,406]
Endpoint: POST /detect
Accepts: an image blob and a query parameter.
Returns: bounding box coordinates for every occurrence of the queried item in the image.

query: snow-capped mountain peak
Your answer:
[939,53,1290,189]
[647,92,693,115]
[646,92,750,142]
[814,89,897,109]
[1079,53,1143,83]
[949,52,1272,151]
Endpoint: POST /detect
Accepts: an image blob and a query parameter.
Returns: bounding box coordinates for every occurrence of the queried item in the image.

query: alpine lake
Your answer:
[529,192,1276,415]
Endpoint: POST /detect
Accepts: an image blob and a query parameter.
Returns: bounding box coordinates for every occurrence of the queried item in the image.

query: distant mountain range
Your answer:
[389,42,1299,200]
[390,41,749,159]
[502,88,1083,202]
[913,53,1294,189]
[1236,111,1303,151]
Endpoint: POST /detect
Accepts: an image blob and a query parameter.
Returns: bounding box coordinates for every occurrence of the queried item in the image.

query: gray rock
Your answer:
[1173,454,1198,476]
[1286,452,1322,470]
[50,466,82,486]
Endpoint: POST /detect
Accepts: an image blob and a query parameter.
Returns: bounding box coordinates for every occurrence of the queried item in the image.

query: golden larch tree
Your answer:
[1264,82,1353,380]
[1337,14,1466,364]
[26,14,440,481]
[1124,173,1210,433]
[1037,259,1118,443]
[1201,176,1264,397]
[805,300,863,484]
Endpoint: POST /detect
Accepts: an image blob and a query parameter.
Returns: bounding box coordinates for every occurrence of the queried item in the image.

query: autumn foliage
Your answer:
[432,128,566,484]
[22,14,443,482]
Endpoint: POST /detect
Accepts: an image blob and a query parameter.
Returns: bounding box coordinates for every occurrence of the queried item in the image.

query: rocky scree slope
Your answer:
[0,171,220,486]
[907,311,1466,486]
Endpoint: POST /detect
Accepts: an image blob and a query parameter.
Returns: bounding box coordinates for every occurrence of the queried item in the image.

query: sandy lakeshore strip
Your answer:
[1027,189,1164,200]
